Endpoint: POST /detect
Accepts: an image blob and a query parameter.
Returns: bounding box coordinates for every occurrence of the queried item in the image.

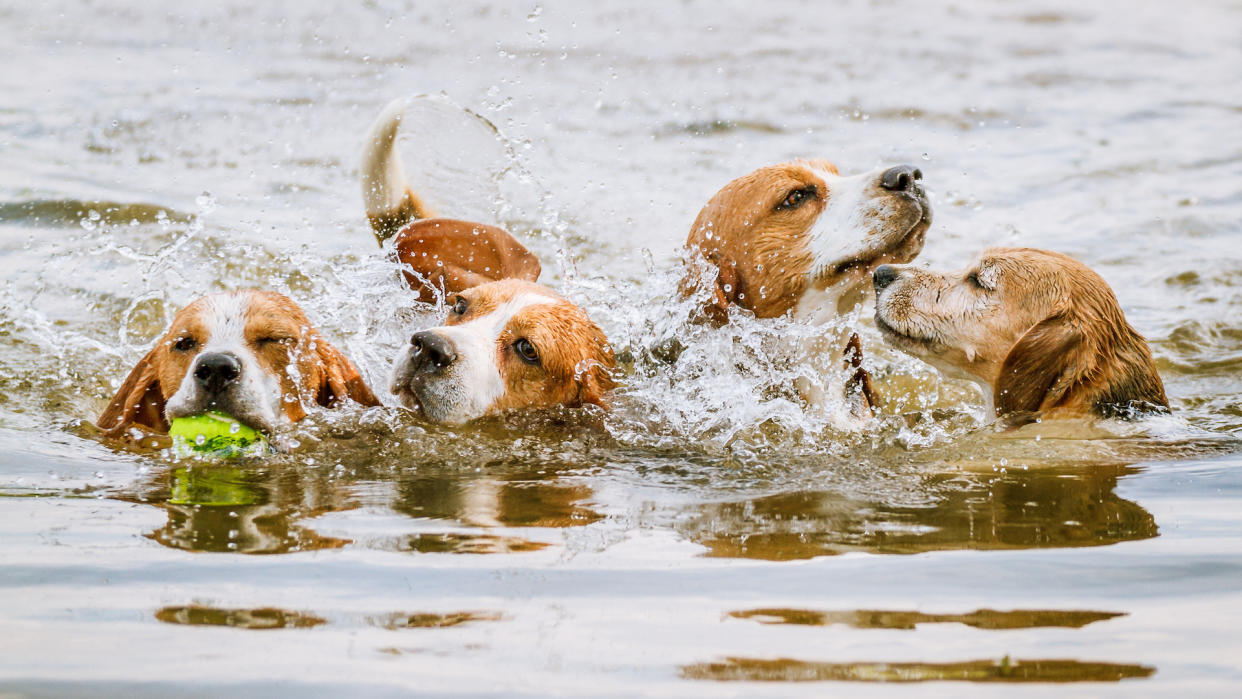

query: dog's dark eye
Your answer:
[172,336,197,352]
[776,186,815,211]
[514,338,539,364]
[258,336,293,347]
[451,296,468,315]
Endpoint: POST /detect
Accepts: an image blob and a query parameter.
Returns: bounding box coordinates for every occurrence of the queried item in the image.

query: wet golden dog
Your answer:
[872,247,1168,420]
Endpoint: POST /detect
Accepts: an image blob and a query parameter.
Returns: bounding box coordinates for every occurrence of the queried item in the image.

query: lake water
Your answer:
[2,0,1241,695]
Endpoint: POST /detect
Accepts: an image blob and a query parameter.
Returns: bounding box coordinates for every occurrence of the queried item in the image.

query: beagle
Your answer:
[361,98,541,303]
[98,290,380,442]
[684,159,931,322]
[361,99,617,423]
[872,247,1169,420]
[388,279,616,425]
[682,158,932,413]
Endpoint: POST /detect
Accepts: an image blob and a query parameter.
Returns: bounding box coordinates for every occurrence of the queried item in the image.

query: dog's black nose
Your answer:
[880,165,922,192]
[873,264,899,290]
[409,330,457,373]
[193,353,242,394]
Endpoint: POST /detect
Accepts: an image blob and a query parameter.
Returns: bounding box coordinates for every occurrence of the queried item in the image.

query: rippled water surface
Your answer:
[3,0,1242,695]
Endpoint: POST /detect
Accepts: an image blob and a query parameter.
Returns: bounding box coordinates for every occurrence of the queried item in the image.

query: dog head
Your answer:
[684,159,930,320]
[98,290,379,439]
[389,279,616,424]
[873,247,1168,418]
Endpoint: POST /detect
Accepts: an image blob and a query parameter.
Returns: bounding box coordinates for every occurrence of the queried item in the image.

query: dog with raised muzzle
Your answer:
[872,247,1169,421]
[682,158,932,415]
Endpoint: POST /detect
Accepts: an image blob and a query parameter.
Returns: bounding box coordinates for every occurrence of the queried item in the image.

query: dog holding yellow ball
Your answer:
[98,290,380,454]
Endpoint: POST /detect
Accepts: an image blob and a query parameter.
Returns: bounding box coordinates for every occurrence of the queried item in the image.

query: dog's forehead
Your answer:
[171,291,306,345]
[186,291,254,346]
[468,289,562,332]
[751,161,834,196]
[242,292,309,333]
[463,280,562,313]
[978,248,1059,279]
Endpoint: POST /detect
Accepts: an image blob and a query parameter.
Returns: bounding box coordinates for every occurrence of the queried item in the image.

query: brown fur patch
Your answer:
[683,161,831,319]
[367,189,432,244]
[393,218,541,302]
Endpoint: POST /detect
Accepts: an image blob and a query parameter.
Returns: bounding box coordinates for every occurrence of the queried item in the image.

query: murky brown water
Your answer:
[3,0,1242,695]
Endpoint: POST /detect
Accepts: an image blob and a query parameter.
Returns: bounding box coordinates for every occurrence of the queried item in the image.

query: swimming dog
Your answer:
[872,247,1168,420]
[387,279,617,425]
[98,290,379,440]
[683,158,932,414]
[362,99,616,424]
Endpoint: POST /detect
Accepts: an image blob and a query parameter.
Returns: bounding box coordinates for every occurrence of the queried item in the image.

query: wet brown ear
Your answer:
[683,251,742,324]
[575,361,618,409]
[98,347,169,438]
[315,340,382,409]
[995,315,1086,415]
[394,220,542,302]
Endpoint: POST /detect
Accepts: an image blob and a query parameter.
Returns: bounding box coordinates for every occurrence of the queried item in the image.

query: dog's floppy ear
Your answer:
[682,250,743,324]
[314,340,381,408]
[394,221,542,302]
[995,314,1086,415]
[574,360,618,409]
[98,347,169,438]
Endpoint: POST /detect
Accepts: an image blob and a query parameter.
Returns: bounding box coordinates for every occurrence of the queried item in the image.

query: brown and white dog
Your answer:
[362,98,617,424]
[685,159,931,322]
[98,290,380,441]
[872,247,1169,420]
[683,158,932,413]
[388,279,616,425]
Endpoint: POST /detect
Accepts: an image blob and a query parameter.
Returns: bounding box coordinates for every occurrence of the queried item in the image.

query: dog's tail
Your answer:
[361,97,435,244]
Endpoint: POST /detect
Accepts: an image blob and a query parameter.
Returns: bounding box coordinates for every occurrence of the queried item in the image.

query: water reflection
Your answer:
[366,611,503,630]
[126,460,602,556]
[391,474,602,528]
[146,466,352,554]
[155,605,501,631]
[682,657,1154,683]
[730,608,1124,630]
[678,464,1156,560]
[155,605,326,630]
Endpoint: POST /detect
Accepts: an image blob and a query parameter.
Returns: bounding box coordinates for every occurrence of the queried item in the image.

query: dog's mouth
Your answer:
[391,381,427,415]
[875,312,928,345]
[823,209,931,289]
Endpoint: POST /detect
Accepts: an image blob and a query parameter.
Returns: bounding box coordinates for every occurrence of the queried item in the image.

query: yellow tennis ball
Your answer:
[168,412,269,458]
